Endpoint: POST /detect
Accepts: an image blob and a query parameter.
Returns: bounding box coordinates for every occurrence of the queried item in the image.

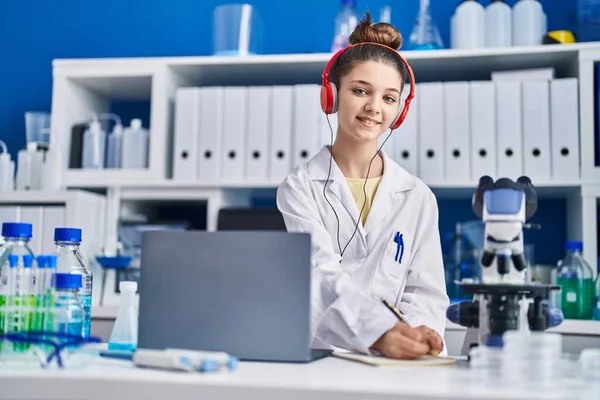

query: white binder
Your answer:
[444,82,471,182]
[319,112,337,150]
[246,86,271,182]
[417,82,445,182]
[197,87,224,182]
[172,88,202,181]
[221,86,248,181]
[41,206,65,254]
[469,81,497,180]
[522,80,551,181]
[269,86,294,183]
[550,78,580,181]
[293,84,321,168]
[394,83,418,176]
[495,81,523,179]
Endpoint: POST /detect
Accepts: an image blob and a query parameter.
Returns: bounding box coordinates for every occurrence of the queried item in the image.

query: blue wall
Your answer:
[0,0,577,157]
[0,0,577,265]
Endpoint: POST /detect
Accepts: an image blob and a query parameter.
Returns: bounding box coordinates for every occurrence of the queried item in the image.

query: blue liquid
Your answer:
[108,342,137,351]
[58,321,83,340]
[81,293,92,338]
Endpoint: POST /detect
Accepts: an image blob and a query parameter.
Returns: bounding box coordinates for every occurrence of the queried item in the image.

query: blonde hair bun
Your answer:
[349,11,403,51]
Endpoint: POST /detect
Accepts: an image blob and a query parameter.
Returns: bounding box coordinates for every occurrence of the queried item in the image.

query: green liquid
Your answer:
[557,277,595,320]
[0,294,4,352]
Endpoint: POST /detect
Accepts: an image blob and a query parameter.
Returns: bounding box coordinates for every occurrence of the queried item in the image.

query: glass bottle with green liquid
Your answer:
[557,241,595,320]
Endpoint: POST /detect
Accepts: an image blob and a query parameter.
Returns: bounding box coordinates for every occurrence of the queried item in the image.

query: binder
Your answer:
[469,81,497,180]
[495,81,523,179]
[172,88,202,181]
[417,82,445,182]
[293,84,321,168]
[394,83,418,176]
[20,206,43,255]
[444,82,471,182]
[246,86,271,182]
[522,80,551,181]
[41,206,65,254]
[197,87,224,182]
[319,112,337,150]
[221,86,248,181]
[550,78,580,180]
[269,86,294,183]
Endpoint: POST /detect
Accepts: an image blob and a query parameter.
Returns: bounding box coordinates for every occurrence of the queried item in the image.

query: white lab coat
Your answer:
[276,146,449,356]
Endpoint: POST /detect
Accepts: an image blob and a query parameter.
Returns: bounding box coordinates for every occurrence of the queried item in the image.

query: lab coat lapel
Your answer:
[309,146,365,231]
[363,150,416,235]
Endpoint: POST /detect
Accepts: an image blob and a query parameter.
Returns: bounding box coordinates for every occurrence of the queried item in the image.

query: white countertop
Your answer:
[0,355,594,400]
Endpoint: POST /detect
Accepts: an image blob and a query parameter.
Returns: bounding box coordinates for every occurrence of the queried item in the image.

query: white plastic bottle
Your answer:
[106,122,123,169]
[0,140,15,193]
[485,0,512,47]
[41,133,63,191]
[451,0,485,49]
[121,119,149,169]
[331,0,359,53]
[16,142,42,191]
[82,117,106,169]
[513,0,547,46]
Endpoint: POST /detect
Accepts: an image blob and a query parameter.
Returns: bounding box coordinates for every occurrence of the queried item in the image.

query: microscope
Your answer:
[447,176,562,348]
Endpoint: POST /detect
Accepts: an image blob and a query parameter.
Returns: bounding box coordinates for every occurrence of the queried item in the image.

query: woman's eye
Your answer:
[384,96,396,103]
[353,88,366,95]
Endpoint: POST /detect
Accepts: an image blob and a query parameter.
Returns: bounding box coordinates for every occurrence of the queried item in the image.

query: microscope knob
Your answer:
[472,175,494,218]
[517,176,538,219]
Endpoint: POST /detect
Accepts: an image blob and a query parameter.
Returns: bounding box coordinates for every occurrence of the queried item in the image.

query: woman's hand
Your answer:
[372,322,432,359]
[414,325,444,356]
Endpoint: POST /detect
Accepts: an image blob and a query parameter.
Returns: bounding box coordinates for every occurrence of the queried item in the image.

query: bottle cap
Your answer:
[55,273,83,289]
[2,222,33,239]
[47,255,57,269]
[565,241,583,251]
[54,227,82,243]
[120,281,137,292]
[36,255,47,268]
[8,254,18,268]
[22,254,33,268]
[130,119,142,129]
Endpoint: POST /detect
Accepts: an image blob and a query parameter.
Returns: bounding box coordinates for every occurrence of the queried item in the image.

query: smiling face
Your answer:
[336,60,403,144]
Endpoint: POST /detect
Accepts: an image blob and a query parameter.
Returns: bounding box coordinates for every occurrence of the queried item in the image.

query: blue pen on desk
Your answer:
[394,232,404,264]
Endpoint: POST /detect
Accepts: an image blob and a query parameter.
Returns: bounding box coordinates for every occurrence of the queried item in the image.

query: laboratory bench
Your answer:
[0,355,595,400]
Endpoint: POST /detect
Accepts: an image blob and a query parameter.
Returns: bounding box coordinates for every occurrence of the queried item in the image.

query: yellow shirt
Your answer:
[345,176,382,226]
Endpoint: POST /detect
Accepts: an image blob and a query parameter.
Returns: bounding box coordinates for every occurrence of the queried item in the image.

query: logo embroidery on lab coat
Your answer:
[393,232,404,264]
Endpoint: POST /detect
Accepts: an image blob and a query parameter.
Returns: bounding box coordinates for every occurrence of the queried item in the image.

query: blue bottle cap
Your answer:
[22,254,33,268]
[36,255,47,268]
[2,223,32,239]
[54,228,82,243]
[227,355,240,371]
[7,254,18,268]
[565,240,583,251]
[46,255,57,269]
[198,358,220,373]
[55,273,82,289]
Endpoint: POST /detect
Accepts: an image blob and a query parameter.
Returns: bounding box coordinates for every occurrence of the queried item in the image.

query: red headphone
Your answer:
[320,42,416,131]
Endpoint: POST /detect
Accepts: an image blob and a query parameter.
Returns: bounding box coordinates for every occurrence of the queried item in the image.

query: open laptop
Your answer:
[137,230,331,363]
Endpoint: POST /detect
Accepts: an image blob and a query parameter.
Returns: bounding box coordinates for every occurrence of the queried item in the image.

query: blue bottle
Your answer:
[54,228,93,338]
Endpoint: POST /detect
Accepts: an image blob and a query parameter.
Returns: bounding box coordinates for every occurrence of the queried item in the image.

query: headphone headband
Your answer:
[320,42,416,130]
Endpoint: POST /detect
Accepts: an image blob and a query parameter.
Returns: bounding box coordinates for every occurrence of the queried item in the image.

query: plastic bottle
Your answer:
[82,117,106,169]
[40,133,63,191]
[331,0,359,53]
[485,0,512,48]
[0,140,15,193]
[408,0,444,50]
[108,281,138,351]
[578,0,600,42]
[513,0,546,46]
[54,228,93,338]
[53,273,84,340]
[451,0,485,50]
[16,142,43,190]
[121,119,149,169]
[106,122,123,168]
[557,241,594,320]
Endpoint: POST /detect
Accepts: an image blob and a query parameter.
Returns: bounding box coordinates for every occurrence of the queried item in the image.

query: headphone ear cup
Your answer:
[320,82,338,114]
[389,105,403,130]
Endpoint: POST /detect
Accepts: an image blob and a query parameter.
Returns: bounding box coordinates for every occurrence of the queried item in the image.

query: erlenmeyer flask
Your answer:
[408,0,444,50]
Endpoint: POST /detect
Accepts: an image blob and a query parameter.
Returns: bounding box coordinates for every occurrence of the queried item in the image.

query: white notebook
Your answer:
[333,351,456,367]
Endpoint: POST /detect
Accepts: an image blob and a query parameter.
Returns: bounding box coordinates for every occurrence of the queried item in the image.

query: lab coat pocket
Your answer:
[371,234,409,301]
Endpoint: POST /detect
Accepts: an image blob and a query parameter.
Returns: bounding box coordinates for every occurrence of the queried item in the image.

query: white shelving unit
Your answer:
[50,43,600,265]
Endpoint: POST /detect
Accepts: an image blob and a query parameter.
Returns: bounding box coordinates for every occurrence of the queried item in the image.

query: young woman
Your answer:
[276,13,449,359]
